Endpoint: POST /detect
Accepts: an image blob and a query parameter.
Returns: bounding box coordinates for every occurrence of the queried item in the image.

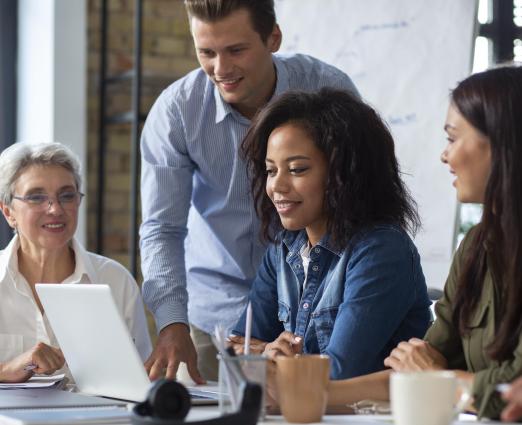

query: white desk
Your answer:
[185,406,506,424]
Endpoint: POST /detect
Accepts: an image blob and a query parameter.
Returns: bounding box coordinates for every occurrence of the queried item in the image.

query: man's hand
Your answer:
[263,331,303,361]
[145,323,205,383]
[384,338,448,371]
[0,342,64,383]
[227,335,267,355]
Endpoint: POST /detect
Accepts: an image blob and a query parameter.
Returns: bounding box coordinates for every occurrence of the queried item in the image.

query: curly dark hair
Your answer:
[450,66,522,361]
[241,88,420,249]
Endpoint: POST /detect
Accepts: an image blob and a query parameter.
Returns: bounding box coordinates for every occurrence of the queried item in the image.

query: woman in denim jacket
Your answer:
[231,88,431,379]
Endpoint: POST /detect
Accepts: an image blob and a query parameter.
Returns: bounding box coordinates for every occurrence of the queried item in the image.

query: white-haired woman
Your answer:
[0,142,151,383]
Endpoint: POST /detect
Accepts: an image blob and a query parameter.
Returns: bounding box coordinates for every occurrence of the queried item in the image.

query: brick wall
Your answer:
[87,0,200,338]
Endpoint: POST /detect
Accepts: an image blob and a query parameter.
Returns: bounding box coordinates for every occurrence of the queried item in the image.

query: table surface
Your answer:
[186,406,512,424]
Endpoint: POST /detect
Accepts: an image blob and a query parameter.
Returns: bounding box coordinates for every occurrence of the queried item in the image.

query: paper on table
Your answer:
[0,406,130,425]
[0,374,65,389]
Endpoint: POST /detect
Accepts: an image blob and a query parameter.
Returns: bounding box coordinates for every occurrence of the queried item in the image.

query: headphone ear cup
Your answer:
[147,379,191,420]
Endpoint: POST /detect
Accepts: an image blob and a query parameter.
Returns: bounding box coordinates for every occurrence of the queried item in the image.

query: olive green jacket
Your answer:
[425,226,521,419]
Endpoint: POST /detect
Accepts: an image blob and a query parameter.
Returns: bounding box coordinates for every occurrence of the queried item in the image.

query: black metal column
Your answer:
[0,0,18,249]
[96,0,109,254]
[129,0,143,277]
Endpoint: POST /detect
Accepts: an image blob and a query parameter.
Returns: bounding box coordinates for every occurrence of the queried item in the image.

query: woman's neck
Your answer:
[17,242,75,287]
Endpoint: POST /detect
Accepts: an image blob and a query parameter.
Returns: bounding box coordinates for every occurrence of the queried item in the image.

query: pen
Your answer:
[496,383,511,393]
[244,301,252,356]
[23,364,37,371]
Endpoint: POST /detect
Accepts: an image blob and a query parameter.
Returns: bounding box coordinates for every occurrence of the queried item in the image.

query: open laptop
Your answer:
[36,284,220,404]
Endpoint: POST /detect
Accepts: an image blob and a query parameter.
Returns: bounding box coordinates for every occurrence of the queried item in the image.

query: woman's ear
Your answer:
[0,202,17,229]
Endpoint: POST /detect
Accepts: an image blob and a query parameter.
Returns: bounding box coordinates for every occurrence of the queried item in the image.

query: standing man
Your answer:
[140,0,358,382]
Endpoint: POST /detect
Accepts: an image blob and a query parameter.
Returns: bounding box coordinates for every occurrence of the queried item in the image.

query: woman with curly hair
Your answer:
[230,88,431,379]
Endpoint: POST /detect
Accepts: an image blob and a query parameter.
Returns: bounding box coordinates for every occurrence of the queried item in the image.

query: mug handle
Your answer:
[454,378,473,414]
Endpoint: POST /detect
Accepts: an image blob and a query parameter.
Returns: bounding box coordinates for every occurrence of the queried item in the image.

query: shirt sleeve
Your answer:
[139,91,195,332]
[232,245,283,342]
[424,235,468,370]
[325,228,430,379]
[473,338,522,419]
[120,271,153,362]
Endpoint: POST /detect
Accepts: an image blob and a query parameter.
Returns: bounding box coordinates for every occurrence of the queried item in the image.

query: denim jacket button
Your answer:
[314,247,321,253]
[312,265,319,272]
[295,264,301,269]
[303,302,309,309]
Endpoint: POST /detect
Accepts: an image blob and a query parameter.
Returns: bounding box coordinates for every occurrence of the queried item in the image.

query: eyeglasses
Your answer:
[12,191,85,211]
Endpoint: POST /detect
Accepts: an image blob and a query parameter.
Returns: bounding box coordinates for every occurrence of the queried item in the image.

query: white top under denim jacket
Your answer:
[0,235,152,367]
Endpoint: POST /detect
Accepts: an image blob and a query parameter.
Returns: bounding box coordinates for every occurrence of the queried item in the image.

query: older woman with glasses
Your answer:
[0,142,151,383]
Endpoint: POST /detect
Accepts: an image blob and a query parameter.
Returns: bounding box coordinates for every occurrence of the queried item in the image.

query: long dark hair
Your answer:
[451,66,522,360]
[241,88,420,249]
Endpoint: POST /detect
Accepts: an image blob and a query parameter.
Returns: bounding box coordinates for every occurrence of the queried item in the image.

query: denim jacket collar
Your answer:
[281,230,343,258]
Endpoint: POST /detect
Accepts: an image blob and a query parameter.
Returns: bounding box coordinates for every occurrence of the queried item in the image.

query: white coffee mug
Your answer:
[390,371,471,425]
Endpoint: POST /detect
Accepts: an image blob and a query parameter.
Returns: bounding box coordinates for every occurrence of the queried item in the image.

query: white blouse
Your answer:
[0,236,152,365]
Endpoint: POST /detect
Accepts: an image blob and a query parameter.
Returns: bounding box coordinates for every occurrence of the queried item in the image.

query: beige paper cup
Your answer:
[276,354,330,423]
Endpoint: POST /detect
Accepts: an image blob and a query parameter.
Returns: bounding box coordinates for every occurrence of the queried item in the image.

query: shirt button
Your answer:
[295,264,301,269]
[303,302,309,310]
[312,265,319,272]
[314,248,321,253]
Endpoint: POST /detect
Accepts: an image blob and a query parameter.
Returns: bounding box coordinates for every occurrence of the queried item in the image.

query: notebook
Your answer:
[0,388,126,410]
[0,406,130,425]
[35,284,219,404]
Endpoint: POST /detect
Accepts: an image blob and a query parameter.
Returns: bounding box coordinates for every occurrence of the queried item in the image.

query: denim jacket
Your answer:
[233,224,431,379]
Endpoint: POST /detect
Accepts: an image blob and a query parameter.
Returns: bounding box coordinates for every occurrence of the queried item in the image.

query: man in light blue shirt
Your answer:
[140,0,358,382]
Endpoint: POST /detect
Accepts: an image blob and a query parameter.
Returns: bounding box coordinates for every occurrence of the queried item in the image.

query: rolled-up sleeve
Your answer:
[139,92,195,332]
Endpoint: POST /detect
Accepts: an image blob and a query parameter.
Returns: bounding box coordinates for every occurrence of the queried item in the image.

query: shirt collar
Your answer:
[282,230,343,257]
[0,235,20,282]
[0,235,98,285]
[66,238,98,284]
[213,54,288,124]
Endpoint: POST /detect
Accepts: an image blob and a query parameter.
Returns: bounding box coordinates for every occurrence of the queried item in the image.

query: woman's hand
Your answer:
[263,331,303,361]
[501,377,522,422]
[383,338,448,371]
[227,335,267,355]
[0,342,65,383]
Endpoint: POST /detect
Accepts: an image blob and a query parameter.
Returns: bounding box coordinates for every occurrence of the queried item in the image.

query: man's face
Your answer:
[191,8,281,119]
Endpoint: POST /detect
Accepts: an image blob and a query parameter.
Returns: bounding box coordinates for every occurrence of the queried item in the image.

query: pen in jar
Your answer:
[496,383,511,393]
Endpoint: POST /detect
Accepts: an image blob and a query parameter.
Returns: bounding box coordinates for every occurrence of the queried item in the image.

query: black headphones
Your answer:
[131,379,262,425]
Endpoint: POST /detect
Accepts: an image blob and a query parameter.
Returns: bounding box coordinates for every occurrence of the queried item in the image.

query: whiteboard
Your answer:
[275,0,477,289]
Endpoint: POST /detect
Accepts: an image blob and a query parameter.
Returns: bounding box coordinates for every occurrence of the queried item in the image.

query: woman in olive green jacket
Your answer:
[314,66,522,420]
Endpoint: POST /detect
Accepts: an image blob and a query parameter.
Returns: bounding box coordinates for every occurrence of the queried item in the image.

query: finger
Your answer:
[232,344,245,355]
[501,403,522,422]
[144,352,157,373]
[397,341,414,351]
[408,338,426,346]
[291,336,303,354]
[270,340,294,357]
[276,331,298,344]
[227,335,244,344]
[186,358,205,385]
[148,359,167,380]
[264,347,282,361]
[383,356,406,371]
[388,348,406,362]
[165,360,180,380]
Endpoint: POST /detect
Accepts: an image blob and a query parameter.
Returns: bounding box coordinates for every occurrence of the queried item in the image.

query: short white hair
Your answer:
[0,142,82,205]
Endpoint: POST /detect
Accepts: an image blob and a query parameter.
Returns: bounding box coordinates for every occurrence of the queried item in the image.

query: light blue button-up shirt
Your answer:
[140,53,359,334]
